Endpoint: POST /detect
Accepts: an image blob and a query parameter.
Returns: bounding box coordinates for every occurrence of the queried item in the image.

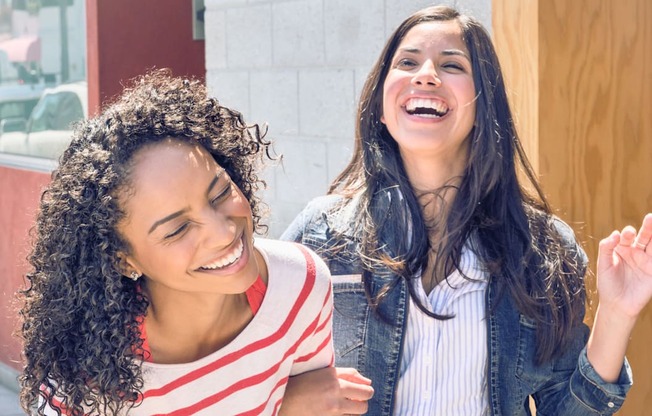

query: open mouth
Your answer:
[198,238,245,271]
[405,98,449,118]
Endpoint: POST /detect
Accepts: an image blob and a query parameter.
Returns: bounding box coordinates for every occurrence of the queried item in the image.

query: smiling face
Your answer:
[117,139,259,296]
[381,20,476,172]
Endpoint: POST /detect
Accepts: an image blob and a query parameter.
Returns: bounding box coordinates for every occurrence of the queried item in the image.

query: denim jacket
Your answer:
[281,194,633,416]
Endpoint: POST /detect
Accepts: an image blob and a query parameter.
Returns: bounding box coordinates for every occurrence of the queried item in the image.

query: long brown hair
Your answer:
[329,5,585,364]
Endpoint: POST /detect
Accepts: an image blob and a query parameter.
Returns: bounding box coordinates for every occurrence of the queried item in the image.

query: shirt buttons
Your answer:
[607,402,615,408]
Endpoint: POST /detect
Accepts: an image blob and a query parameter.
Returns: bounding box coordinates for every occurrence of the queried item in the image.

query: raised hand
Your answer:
[597,213,652,318]
[587,213,652,383]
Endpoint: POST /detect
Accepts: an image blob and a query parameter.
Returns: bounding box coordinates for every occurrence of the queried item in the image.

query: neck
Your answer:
[401,154,466,225]
[143,288,252,364]
[401,149,467,192]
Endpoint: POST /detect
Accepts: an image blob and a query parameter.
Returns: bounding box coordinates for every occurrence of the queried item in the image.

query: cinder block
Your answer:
[204,8,226,70]
[354,66,372,105]
[385,0,455,36]
[206,70,251,119]
[264,200,308,239]
[272,137,329,204]
[272,1,325,67]
[324,0,385,67]
[226,5,273,68]
[205,0,248,10]
[455,0,492,31]
[327,138,354,182]
[250,70,299,136]
[298,69,355,138]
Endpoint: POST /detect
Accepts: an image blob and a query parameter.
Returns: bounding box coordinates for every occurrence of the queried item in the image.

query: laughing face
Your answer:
[117,138,260,296]
[381,20,477,170]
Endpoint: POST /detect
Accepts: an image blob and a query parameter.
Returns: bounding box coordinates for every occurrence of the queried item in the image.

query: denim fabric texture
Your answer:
[281,194,633,416]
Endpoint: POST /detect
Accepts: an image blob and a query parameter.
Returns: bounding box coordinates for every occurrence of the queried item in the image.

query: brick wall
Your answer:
[204,0,491,237]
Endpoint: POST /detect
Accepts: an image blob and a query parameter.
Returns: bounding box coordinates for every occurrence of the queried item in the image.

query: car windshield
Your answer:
[28,91,83,133]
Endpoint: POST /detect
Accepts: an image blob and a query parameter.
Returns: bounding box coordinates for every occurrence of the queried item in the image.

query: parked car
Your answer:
[0,81,87,159]
[0,83,45,134]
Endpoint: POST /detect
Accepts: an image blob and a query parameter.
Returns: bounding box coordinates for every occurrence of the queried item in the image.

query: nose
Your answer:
[203,209,237,250]
[412,60,441,87]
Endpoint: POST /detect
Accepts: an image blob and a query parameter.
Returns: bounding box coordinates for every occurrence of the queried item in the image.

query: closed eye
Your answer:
[164,223,189,240]
[210,182,232,206]
[442,62,465,71]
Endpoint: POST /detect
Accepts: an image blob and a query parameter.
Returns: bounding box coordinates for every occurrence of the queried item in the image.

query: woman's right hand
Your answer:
[279,367,374,415]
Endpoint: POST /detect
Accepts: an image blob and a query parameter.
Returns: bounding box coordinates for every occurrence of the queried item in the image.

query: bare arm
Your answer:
[279,367,374,416]
[587,213,652,382]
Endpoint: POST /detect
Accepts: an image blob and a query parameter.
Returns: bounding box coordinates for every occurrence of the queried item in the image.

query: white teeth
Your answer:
[405,98,449,116]
[200,239,244,270]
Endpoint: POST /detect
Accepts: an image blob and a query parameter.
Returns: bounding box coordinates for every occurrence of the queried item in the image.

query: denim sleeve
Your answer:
[280,209,305,243]
[534,346,632,415]
[569,347,632,413]
[280,195,339,243]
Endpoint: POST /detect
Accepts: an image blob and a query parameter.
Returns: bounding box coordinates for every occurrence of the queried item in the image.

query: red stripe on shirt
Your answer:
[152,308,324,415]
[295,330,333,364]
[233,377,289,416]
[143,245,317,399]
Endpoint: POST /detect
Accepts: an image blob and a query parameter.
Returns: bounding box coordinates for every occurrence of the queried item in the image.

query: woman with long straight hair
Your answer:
[280,5,651,415]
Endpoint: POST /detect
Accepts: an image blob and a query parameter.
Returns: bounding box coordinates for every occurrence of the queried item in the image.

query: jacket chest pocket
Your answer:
[332,275,369,369]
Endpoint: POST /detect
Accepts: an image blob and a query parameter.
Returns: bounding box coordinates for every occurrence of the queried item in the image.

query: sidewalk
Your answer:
[0,383,22,415]
[0,363,23,415]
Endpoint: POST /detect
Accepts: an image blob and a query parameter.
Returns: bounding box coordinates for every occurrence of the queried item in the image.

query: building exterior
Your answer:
[0,1,650,414]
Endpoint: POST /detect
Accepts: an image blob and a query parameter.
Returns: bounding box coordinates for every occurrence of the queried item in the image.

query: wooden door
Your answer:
[494,0,652,414]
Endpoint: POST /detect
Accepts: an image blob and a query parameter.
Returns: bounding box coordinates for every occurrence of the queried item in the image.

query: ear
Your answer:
[115,252,141,278]
[380,114,386,124]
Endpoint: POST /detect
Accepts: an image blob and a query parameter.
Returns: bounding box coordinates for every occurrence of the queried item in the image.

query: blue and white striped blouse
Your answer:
[394,245,489,415]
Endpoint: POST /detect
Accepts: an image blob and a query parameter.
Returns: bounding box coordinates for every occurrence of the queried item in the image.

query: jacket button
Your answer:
[607,402,615,408]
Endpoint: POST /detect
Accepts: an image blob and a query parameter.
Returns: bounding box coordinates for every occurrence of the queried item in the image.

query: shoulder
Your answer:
[298,194,347,221]
[282,193,359,244]
[254,238,331,286]
[550,216,588,267]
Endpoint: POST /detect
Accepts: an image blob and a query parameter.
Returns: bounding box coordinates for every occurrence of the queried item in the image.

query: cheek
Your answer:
[381,74,405,122]
[232,190,254,221]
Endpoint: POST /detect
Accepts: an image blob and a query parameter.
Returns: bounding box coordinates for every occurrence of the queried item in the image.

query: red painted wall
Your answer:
[0,166,51,372]
[86,0,206,116]
[0,1,206,373]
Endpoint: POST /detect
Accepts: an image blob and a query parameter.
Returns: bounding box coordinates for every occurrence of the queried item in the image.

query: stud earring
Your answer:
[129,271,141,281]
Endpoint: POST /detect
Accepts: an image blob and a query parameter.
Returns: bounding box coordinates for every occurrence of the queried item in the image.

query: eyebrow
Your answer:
[147,169,225,235]
[441,49,470,60]
[396,47,470,61]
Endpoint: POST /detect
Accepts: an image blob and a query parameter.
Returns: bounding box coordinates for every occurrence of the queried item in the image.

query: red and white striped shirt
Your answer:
[45,239,334,415]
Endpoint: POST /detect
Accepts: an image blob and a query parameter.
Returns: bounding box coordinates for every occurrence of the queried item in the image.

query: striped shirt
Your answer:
[394,244,489,415]
[44,239,334,416]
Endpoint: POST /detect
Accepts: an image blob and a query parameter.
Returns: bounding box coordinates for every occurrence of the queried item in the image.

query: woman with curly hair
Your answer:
[18,70,336,415]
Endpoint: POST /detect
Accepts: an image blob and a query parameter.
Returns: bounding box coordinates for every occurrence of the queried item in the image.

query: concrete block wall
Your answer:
[205,0,491,237]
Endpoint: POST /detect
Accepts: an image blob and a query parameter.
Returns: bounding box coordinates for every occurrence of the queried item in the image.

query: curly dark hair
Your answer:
[18,69,272,415]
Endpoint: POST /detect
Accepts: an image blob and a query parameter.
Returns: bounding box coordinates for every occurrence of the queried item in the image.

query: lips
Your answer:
[198,238,244,270]
[404,97,449,117]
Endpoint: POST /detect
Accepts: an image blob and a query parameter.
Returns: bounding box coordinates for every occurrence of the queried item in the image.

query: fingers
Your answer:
[633,213,652,252]
[340,378,374,401]
[334,368,374,414]
[598,230,620,266]
[336,367,372,385]
[339,398,370,415]
[336,367,374,402]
